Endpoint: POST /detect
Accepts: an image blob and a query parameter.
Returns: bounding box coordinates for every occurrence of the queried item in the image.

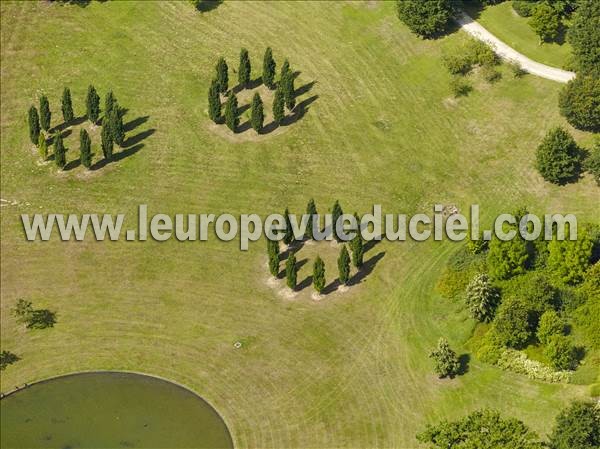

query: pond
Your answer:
[0,372,233,449]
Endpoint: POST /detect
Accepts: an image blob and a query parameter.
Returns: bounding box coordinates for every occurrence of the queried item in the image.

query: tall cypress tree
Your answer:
[208,78,221,123]
[108,104,125,146]
[80,129,92,169]
[280,59,290,85]
[39,95,51,132]
[104,91,116,119]
[54,132,66,169]
[284,72,296,110]
[224,93,238,132]
[61,87,74,124]
[331,200,344,242]
[313,256,326,294]
[273,87,285,125]
[250,93,264,133]
[267,238,280,277]
[86,85,100,124]
[101,122,113,160]
[238,48,251,87]
[305,198,318,240]
[338,245,351,285]
[351,233,364,268]
[262,47,276,89]
[28,106,40,145]
[215,57,228,94]
[38,132,48,160]
[286,251,297,290]
[283,208,294,245]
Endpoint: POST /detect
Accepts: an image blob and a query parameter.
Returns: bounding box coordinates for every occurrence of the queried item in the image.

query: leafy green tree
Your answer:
[267,238,280,277]
[305,198,318,240]
[208,78,221,123]
[547,227,594,285]
[417,409,545,449]
[54,132,66,169]
[285,251,297,290]
[487,237,530,280]
[80,128,92,169]
[38,132,48,160]
[238,48,251,87]
[28,106,40,145]
[537,310,565,345]
[584,139,600,185]
[536,127,582,184]
[313,256,326,294]
[513,0,540,17]
[429,337,460,378]
[273,87,285,125]
[559,76,600,133]
[396,0,454,39]
[550,401,600,449]
[530,2,561,42]
[493,297,532,348]
[224,93,238,132]
[108,105,125,146]
[101,122,113,160]
[283,208,294,245]
[338,245,350,285]
[331,200,343,242]
[86,85,100,124]
[351,233,364,268]
[61,87,74,124]
[215,57,228,93]
[39,95,51,131]
[262,47,276,89]
[465,273,500,322]
[567,0,600,77]
[250,92,264,133]
[545,335,578,370]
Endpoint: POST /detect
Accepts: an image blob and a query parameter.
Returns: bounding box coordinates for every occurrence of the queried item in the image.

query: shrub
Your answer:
[585,140,600,185]
[535,126,582,184]
[548,227,594,285]
[429,337,460,378]
[396,0,454,39]
[530,2,561,43]
[550,401,600,449]
[558,76,600,133]
[481,65,502,83]
[493,297,532,348]
[450,76,472,97]
[545,335,578,370]
[467,237,488,255]
[508,60,528,77]
[567,0,600,77]
[496,348,572,382]
[331,200,343,242]
[468,39,499,67]
[465,273,500,322]
[305,198,318,240]
[537,310,565,344]
[501,272,560,321]
[351,233,364,268]
[442,53,472,75]
[513,0,539,17]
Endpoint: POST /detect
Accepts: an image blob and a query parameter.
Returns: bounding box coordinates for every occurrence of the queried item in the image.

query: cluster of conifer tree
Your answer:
[268,199,365,295]
[27,85,126,170]
[208,47,296,134]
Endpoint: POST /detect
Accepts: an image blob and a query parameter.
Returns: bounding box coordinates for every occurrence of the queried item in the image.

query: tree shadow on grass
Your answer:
[124,115,149,133]
[281,241,305,260]
[90,144,144,171]
[294,80,317,98]
[457,354,470,376]
[297,275,313,291]
[195,0,223,13]
[322,278,341,295]
[121,128,155,148]
[64,158,81,171]
[52,115,87,133]
[281,94,319,127]
[364,237,382,254]
[347,251,386,286]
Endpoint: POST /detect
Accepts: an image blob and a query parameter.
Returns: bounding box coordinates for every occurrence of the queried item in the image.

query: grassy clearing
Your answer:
[1,1,598,448]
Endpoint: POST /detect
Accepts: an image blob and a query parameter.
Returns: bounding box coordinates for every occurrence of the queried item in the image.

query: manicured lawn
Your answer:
[0,1,597,448]
[466,1,573,69]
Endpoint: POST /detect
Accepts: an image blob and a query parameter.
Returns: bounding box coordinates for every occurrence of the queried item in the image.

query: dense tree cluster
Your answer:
[396,0,454,39]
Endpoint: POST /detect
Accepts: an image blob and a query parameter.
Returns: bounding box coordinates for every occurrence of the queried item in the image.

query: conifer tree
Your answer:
[39,95,51,132]
[224,93,238,132]
[80,128,92,169]
[104,91,116,119]
[286,251,297,290]
[305,198,318,240]
[38,132,48,160]
[331,200,344,242]
[429,338,460,378]
[273,87,285,125]
[338,245,351,285]
[86,85,100,124]
[262,47,276,89]
[351,233,364,268]
[313,256,326,294]
[267,238,280,277]
[208,78,221,123]
[283,70,295,110]
[280,59,290,85]
[101,122,113,160]
[28,106,40,145]
[108,104,125,146]
[238,48,251,87]
[283,208,294,245]
[250,93,264,133]
[61,87,74,124]
[54,132,66,169]
[215,57,228,94]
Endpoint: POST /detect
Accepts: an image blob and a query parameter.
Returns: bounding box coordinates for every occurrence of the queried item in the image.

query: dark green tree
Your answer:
[283,208,294,245]
[80,128,92,169]
[493,297,532,348]
[550,401,600,449]
[285,251,297,290]
[280,59,290,84]
[267,238,280,277]
[0,350,19,371]
[101,121,113,160]
[61,87,74,124]
[224,93,238,132]
[38,132,48,160]
[487,236,530,280]
[350,232,364,268]
[331,200,343,242]
[208,78,221,123]
[104,90,116,119]
[429,337,460,378]
[273,87,285,125]
[465,273,500,322]
[283,69,295,110]
[313,256,326,294]
[262,47,276,89]
[28,106,40,145]
[39,95,51,131]
[567,0,600,77]
[54,132,66,169]
[338,245,350,285]
[559,76,600,133]
[215,57,228,94]
[585,139,600,185]
[238,48,251,87]
[86,85,100,124]
[305,198,318,240]
[530,2,561,43]
[108,105,125,146]
[536,127,582,184]
[545,335,578,370]
[396,0,454,39]
[250,92,264,133]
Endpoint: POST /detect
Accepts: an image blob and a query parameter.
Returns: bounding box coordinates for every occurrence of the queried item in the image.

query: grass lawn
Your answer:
[1,1,598,448]
[465,1,573,69]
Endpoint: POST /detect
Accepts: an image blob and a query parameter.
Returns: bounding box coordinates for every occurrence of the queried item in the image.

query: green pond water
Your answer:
[0,372,233,449]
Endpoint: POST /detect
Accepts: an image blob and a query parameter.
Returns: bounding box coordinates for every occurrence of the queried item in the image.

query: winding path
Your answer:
[455,11,576,83]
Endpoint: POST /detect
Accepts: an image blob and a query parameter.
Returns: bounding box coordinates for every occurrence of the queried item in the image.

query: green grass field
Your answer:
[1,1,598,448]
[465,1,573,69]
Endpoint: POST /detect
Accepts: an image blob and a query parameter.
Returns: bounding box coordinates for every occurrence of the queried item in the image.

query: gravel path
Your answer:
[455,11,576,83]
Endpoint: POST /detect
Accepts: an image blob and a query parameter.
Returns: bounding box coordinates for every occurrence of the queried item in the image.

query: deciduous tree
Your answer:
[536,127,582,184]
[550,400,600,449]
[530,2,561,43]
[396,0,454,39]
